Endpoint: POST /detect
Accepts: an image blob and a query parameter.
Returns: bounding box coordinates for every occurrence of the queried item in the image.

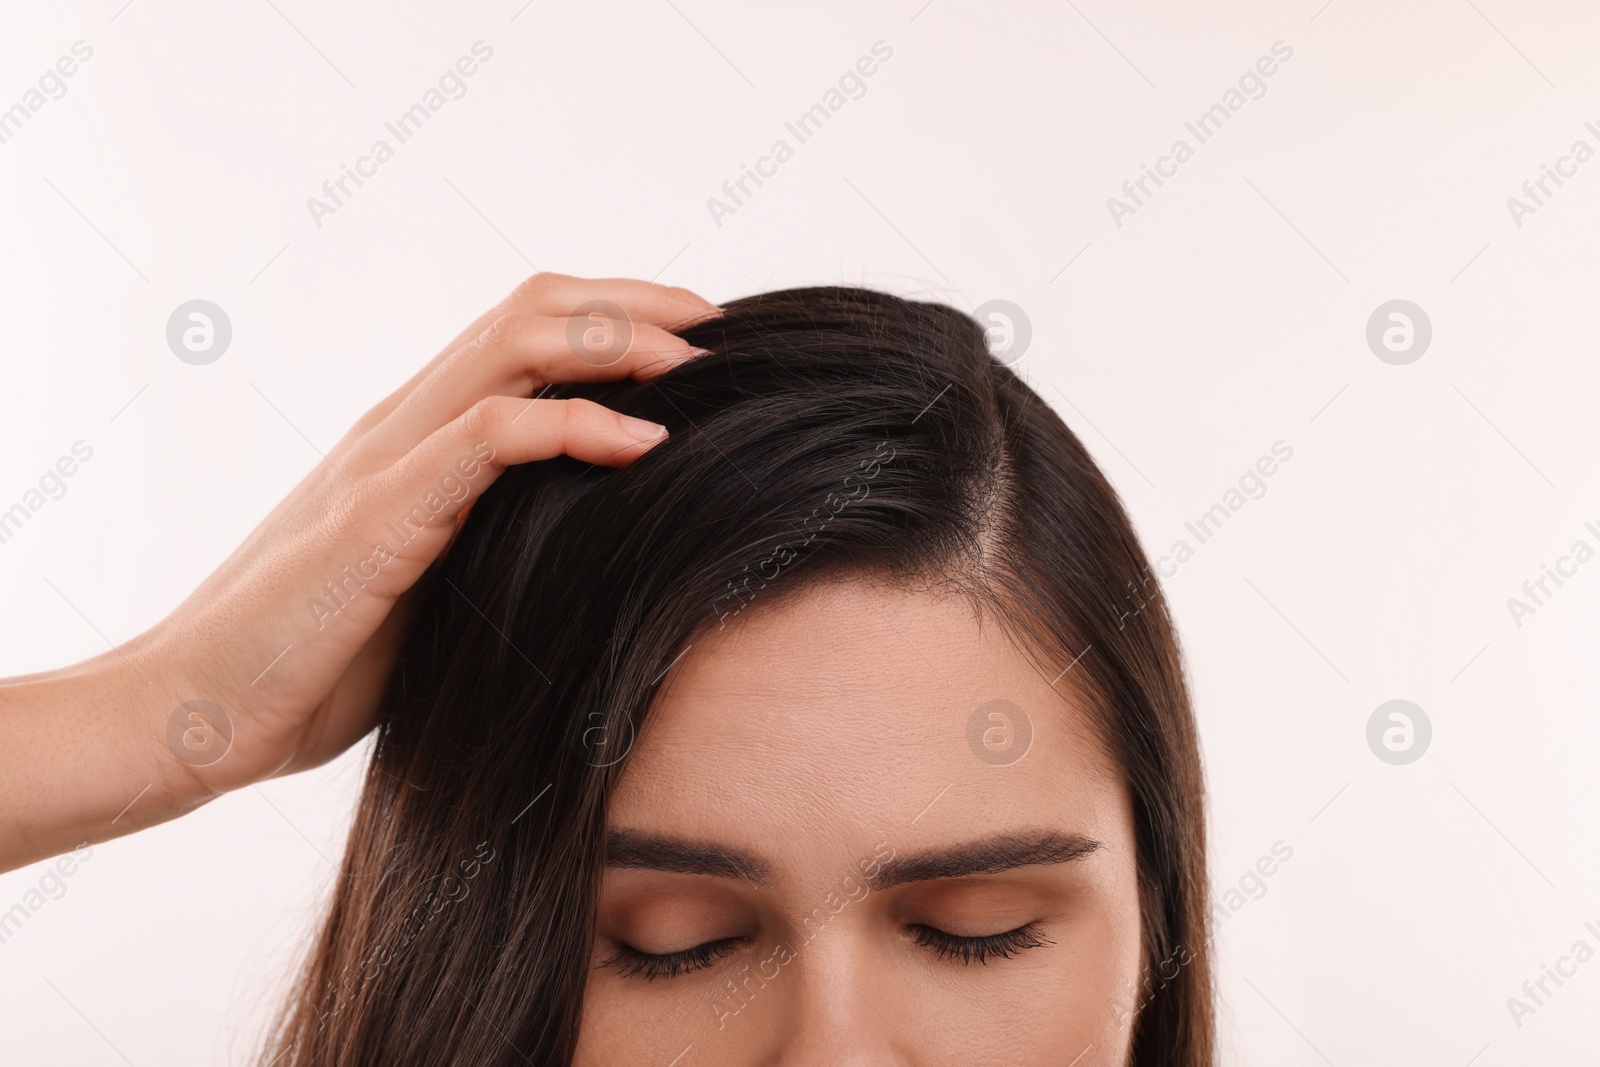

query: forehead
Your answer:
[610,578,1129,868]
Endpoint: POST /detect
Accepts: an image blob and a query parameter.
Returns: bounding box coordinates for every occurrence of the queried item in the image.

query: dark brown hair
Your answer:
[262,285,1212,1065]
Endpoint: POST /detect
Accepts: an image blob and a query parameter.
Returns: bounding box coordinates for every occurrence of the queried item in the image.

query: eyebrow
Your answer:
[872,829,1102,890]
[603,828,1100,891]
[606,829,773,887]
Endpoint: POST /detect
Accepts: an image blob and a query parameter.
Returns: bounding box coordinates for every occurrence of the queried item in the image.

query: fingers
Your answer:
[350,273,719,439]
[436,273,719,362]
[454,395,668,470]
[356,312,699,466]
[515,274,722,331]
[360,396,665,551]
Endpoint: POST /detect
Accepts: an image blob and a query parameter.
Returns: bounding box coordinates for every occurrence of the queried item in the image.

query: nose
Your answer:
[765,931,923,1067]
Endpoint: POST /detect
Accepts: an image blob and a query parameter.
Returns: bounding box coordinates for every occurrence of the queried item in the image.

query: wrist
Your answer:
[0,642,219,870]
[108,629,235,812]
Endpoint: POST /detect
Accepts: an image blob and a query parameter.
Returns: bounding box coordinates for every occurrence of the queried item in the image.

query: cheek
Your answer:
[573,968,711,1065]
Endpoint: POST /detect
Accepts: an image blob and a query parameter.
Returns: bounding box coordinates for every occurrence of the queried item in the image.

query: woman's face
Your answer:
[575,578,1144,1066]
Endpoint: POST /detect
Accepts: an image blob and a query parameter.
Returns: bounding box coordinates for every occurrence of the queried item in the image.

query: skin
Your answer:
[0,272,1148,1063]
[0,273,717,872]
[576,576,1144,1066]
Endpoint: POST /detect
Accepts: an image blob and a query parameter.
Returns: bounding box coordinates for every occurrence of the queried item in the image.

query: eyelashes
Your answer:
[600,923,1052,980]
[601,937,744,981]
[910,921,1054,964]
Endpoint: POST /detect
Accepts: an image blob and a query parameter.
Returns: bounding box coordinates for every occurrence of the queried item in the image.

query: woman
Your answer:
[0,274,1210,1065]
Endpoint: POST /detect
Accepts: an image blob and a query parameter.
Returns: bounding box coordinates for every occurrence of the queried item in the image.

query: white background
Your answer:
[2,0,1598,1063]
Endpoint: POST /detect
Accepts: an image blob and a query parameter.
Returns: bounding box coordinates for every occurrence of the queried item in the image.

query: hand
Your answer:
[0,272,718,870]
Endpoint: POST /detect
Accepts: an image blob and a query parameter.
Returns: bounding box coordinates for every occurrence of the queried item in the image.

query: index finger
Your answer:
[439,273,720,367]
[355,272,721,438]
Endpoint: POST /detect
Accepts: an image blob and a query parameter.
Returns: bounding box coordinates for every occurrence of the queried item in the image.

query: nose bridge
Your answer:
[764,918,920,1067]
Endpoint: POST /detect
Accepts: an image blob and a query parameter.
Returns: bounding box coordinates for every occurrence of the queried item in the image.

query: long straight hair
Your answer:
[262,285,1213,1065]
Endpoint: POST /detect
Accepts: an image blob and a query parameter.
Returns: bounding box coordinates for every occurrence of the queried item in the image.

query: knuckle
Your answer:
[558,397,604,436]
[478,312,534,351]
[460,396,504,439]
[325,477,372,534]
[517,271,569,296]
[555,397,583,433]
[346,408,385,438]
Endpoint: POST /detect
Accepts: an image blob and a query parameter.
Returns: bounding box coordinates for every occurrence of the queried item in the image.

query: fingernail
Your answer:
[685,346,712,359]
[620,414,668,441]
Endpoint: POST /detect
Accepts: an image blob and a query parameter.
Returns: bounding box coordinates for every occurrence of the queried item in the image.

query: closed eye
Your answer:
[909,921,1053,964]
[600,937,744,981]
